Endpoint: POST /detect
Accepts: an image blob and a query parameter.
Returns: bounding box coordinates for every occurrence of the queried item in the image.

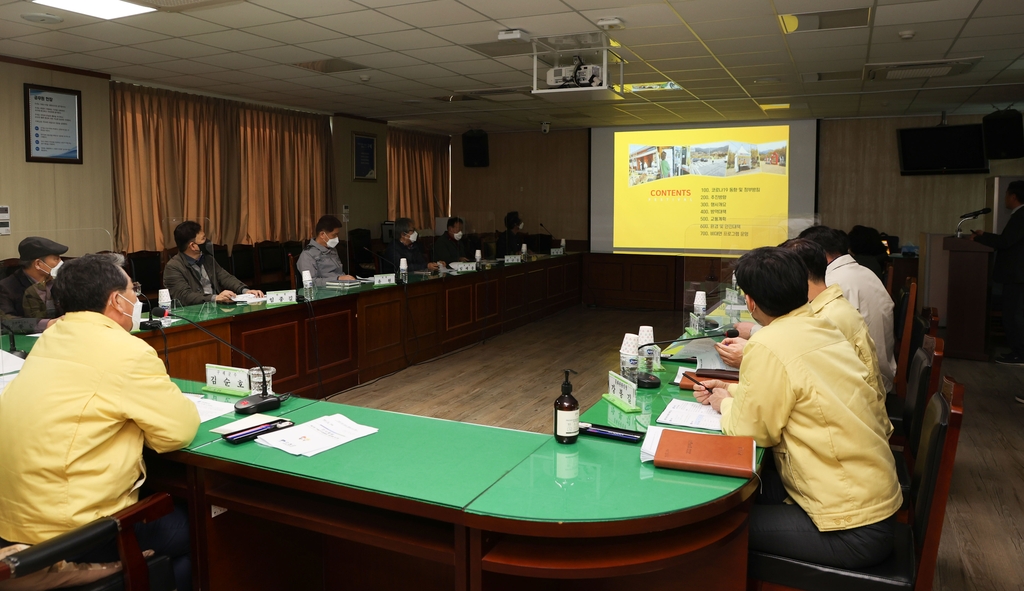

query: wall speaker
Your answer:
[982,109,1024,160]
[462,129,489,167]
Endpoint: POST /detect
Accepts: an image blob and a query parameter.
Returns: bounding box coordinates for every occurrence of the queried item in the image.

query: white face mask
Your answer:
[117,293,143,332]
[519,222,525,230]
[40,259,62,278]
[326,236,340,248]
[408,231,418,243]
[453,231,463,240]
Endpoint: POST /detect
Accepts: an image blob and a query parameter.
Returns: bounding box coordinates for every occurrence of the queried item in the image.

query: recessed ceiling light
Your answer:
[759,103,790,111]
[779,8,870,34]
[753,77,781,84]
[32,0,155,20]
[21,12,63,23]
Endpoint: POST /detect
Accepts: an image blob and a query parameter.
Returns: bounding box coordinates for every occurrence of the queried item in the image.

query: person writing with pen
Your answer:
[692,246,900,570]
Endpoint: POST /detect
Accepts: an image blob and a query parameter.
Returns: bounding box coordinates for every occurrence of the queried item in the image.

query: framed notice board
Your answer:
[353,132,376,181]
[24,84,83,164]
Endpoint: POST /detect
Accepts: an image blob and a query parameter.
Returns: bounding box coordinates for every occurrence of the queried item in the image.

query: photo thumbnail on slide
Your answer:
[614,125,790,255]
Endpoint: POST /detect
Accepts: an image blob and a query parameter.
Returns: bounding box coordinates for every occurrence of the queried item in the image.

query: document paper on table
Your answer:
[183,394,235,423]
[656,398,723,432]
[256,413,377,457]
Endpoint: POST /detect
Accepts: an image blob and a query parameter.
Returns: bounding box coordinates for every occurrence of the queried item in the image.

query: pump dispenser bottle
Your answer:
[554,369,579,444]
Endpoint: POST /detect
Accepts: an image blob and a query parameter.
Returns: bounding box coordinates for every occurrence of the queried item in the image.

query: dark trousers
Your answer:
[1,499,192,591]
[750,456,895,569]
[1002,282,1024,356]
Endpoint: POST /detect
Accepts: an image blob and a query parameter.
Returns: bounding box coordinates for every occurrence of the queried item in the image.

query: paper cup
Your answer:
[693,291,707,308]
[620,333,638,355]
[638,326,654,346]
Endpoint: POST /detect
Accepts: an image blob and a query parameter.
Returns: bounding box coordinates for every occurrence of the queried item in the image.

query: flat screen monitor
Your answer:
[897,124,989,176]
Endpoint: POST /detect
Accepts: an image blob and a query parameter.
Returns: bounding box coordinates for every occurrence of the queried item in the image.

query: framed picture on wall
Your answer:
[353,132,376,181]
[24,83,83,164]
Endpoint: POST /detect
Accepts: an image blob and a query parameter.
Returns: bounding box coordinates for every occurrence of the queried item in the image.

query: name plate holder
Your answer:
[724,288,742,305]
[266,290,296,305]
[374,273,396,286]
[603,371,640,413]
[504,254,522,264]
[550,247,565,256]
[203,363,251,396]
[449,262,476,272]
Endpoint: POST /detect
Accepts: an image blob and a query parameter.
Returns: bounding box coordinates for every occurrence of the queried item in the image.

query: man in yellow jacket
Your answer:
[0,253,200,590]
[695,247,901,569]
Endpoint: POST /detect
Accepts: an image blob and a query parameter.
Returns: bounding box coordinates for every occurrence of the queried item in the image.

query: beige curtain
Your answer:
[111,82,333,252]
[387,128,450,229]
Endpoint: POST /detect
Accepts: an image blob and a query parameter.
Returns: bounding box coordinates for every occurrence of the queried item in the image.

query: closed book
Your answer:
[677,371,738,391]
[653,429,756,479]
[695,368,740,380]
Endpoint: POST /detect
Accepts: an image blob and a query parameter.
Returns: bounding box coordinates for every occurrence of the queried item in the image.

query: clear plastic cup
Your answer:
[249,366,277,396]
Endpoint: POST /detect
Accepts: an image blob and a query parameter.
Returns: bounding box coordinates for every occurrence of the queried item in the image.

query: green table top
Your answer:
[190,401,549,510]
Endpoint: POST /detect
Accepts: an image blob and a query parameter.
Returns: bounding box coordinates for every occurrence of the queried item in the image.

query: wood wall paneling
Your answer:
[235,320,301,385]
[141,321,232,383]
[583,254,676,310]
[445,284,475,332]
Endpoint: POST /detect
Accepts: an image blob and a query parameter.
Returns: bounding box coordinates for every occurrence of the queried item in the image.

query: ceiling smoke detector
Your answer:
[899,30,916,40]
[21,12,63,23]
[596,18,624,30]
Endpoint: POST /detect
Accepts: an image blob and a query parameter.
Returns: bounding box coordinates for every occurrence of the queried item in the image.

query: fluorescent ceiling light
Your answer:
[33,0,155,20]
[759,103,790,111]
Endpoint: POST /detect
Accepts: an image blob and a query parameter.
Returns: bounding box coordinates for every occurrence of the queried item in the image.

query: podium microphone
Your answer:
[956,207,991,237]
[539,223,554,236]
[0,321,28,359]
[363,246,396,272]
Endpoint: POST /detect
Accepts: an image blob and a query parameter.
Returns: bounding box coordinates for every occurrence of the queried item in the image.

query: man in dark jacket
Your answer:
[163,221,264,306]
[0,237,66,317]
[383,218,438,273]
[973,180,1024,369]
[433,217,469,264]
[496,211,524,258]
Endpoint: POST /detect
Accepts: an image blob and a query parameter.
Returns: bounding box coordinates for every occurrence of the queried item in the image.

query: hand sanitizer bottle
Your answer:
[554,369,579,444]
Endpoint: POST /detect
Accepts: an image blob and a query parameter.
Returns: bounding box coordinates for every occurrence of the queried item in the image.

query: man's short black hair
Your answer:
[447,217,464,230]
[798,225,849,257]
[315,215,342,235]
[735,247,810,318]
[1007,180,1024,202]
[395,217,414,236]
[173,221,203,252]
[504,211,520,230]
[54,253,130,314]
[847,225,887,256]
[779,238,828,284]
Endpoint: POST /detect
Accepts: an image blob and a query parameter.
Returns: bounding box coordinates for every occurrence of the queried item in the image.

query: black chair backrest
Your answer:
[911,388,950,545]
[212,244,231,272]
[127,251,161,295]
[908,312,928,363]
[283,240,304,261]
[349,229,372,265]
[902,347,932,454]
[256,241,286,274]
[231,244,256,283]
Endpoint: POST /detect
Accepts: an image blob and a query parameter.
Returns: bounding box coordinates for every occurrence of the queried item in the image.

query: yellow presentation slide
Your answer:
[614,125,790,255]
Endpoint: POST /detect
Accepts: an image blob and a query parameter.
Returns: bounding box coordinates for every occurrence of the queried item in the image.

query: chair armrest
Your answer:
[112,493,175,591]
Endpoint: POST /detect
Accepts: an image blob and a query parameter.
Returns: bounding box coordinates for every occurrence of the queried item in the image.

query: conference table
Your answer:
[140,344,759,591]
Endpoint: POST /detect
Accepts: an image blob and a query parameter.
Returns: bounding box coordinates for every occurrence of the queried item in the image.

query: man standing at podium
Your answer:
[972,180,1024,369]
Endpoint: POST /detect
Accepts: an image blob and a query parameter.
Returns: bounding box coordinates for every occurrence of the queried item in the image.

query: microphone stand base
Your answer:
[234,394,282,414]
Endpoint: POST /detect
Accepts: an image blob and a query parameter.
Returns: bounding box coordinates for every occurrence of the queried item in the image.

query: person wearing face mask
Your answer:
[163,221,264,306]
[496,211,525,258]
[0,253,200,591]
[434,217,470,264]
[296,215,356,287]
[383,217,440,273]
[0,236,68,318]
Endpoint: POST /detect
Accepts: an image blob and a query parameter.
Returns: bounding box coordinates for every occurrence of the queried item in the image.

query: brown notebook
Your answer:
[678,371,738,391]
[653,429,756,479]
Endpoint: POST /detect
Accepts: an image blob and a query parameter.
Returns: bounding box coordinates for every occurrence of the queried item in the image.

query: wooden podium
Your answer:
[943,236,993,360]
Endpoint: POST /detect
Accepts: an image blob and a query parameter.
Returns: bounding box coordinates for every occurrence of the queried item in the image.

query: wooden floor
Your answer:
[329,304,1024,591]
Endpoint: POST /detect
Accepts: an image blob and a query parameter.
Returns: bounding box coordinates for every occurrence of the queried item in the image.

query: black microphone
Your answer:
[638,329,740,353]
[363,246,396,272]
[0,321,28,359]
[539,223,553,236]
[960,207,992,219]
[166,311,287,414]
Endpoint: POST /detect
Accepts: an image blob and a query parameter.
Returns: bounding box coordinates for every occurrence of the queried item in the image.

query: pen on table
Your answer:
[679,371,709,390]
[232,419,290,438]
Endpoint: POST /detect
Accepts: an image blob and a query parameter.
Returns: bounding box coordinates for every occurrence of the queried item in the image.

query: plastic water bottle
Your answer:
[619,333,639,384]
[475,249,482,271]
[637,326,659,376]
[399,258,408,284]
[694,291,707,333]
[301,270,314,300]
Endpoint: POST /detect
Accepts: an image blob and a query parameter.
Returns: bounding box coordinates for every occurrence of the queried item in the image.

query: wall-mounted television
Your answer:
[897,124,989,176]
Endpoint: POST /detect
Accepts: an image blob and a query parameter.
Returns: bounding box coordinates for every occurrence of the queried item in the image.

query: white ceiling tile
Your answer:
[203,83,262,95]
[298,37,388,57]
[440,59,513,75]
[0,38,67,59]
[243,20,341,44]
[973,0,1024,18]
[950,34,1024,52]
[724,64,796,77]
[947,50,1021,62]
[185,3,292,28]
[370,79,437,92]
[149,74,224,88]
[494,55,534,69]
[868,39,954,61]
[580,5,683,29]
[663,67,730,80]
[330,69,403,83]
[458,0,570,20]
[669,0,777,23]
[43,53,126,71]
[16,31,115,52]
[773,0,873,12]
[468,70,533,85]
[705,35,787,55]
[971,57,1016,70]
[794,58,869,72]
[426,74,495,89]
[104,64,179,79]
[309,10,412,36]
[653,56,724,71]
[791,45,867,62]
[426,21,508,45]
[960,15,1024,38]
[247,0,365,19]
[608,24,697,46]
[0,18,49,37]
[498,12,598,36]
[357,0,440,7]
[135,38,226,59]
[63,21,168,45]
[783,27,869,50]
[718,51,792,67]
[291,74,356,88]
[402,44,483,63]
[349,51,424,68]
[242,45,333,64]
[118,12,227,37]
[87,46,177,65]
[151,59,227,75]
[242,64,321,79]
[197,70,273,85]
[362,29,449,51]
[631,42,709,61]
[874,0,975,27]
[187,30,284,52]
[871,20,964,43]
[380,0,488,28]
[193,52,278,69]
[688,16,784,40]
[384,63,457,79]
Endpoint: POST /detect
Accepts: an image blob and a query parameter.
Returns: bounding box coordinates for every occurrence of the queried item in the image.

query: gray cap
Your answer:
[18,237,69,262]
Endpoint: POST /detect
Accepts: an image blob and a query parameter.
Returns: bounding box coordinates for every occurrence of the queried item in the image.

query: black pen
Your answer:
[678,371,709,390]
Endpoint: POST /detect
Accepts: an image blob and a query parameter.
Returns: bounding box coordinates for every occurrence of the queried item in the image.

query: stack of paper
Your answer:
[183,394,235,423]
[641,426,674,462]
[656,398,723,431]
[256,413,377,457]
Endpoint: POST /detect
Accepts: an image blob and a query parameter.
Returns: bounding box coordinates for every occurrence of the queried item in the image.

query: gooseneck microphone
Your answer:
[0,321,28,359]
[637,329,740,353]
[539,223,554,236]
[960,207,992,219]
[363,246,396,272]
